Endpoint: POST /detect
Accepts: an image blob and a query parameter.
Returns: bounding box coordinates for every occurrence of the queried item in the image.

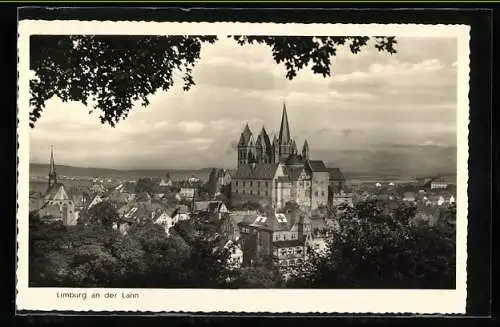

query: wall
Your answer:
[231,179,273,198]
[311,172,329,209]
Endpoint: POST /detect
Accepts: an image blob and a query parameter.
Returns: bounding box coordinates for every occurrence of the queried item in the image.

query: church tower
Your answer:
[302,139,310,160]
[48,145,57,190]
[272,134,280,163]
[278,102,292,162]
[237,123,253,167]
[256,126,272,164]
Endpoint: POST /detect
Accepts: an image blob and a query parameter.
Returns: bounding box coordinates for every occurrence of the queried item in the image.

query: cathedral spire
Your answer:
[278,102,291,145]
[302,139,310,160]
[48,145,57,190]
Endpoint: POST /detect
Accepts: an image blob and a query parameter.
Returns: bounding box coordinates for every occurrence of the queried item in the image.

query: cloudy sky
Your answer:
[29,36,457,170]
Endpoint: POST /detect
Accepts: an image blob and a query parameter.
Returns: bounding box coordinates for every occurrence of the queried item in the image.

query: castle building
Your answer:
[231,103,347,211]
[29,147,77,225]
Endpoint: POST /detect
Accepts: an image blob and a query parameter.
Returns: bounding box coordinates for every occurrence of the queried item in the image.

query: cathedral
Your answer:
[231,103,346,211]
[29,147,77,225]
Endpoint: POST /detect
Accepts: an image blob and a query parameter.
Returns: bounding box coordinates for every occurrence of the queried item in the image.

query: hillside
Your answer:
[29,164,214,181]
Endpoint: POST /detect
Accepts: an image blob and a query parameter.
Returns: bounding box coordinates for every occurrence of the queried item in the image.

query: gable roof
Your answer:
[234,163,279,180]
[284,165,305,181]
[44,183,72,201]
[327,168,345,181]
[307,160,329,172]
[195,201,226,213]
[238,123,253,146]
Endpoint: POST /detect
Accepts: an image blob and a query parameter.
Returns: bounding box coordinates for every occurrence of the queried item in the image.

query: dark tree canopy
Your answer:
[29,35,397,128]
[287,200,456,289]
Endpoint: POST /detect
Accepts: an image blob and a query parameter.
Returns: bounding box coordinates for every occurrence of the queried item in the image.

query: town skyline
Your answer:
[29,36,458,170]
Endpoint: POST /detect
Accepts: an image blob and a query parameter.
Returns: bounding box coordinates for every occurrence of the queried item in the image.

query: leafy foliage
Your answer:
[30,35,396,128]
[287,200,456,289]
[134,177,159,195]
[232,36,397,80]
[78,201,119,229]
[29,210,234,288]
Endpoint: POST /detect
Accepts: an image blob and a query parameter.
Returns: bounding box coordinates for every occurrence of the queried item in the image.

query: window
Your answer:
[250,190,253,195]
[315,191,318,196]
[242,190,245,194]
[236,181,238,186]
[257,190,260,195]
[265,181,268,187]
[235,189,238,194]
[258,181,260,187]
[250,181,253,187]
[265,191,268,196]
[321,191,325,197]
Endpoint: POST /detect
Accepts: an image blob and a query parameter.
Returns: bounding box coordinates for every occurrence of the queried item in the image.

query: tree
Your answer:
[78,201,119,229]
[230,266,283,288]
[204,168,219,199]
[135,177,158,195]
[287,200,456,289]
[29,35,397,128]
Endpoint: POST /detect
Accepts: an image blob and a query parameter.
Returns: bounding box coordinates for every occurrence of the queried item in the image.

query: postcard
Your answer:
[17,18,469,313]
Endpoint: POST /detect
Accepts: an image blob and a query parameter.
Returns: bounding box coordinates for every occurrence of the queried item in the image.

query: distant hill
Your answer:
[322,144,457,180]
[29,144,456,183]
[29,163,215,181]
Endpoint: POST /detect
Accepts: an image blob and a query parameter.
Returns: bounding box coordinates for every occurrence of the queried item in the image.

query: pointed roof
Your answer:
[291,139,297,154]
[49,145,56,176]
[278,102,291,145]
[238,123,253,146]
[302,139,309,152]
[272,133,278,145]
[257,126,272,149]
[44,183,71,201]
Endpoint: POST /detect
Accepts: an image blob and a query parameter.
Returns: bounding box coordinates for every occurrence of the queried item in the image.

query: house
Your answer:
[273,239,307,271]
[136,191,152,203]
[194,200,229,220]
[171,205,190,221]
[216,169,232,196]
[179,187,197,200]
[237,209,313,271]
[402,192,416,202]
[224,239,243,270]
[154,210,175,235]
[153,193,165,200]
[331,190,354,208]
[430,177,448,190]
[237,216,274,267]
[87,194,103,209]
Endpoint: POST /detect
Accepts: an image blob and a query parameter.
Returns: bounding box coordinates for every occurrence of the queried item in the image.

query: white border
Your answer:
[17,20,470,313]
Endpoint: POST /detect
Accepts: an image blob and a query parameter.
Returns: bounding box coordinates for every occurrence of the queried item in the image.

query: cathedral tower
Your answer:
[278,102,293,161]
[237,123,253,167]
[48,145,57,190]
[302,139,310,160]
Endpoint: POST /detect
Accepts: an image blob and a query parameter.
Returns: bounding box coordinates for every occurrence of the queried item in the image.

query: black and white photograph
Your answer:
[17,20,469,313]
